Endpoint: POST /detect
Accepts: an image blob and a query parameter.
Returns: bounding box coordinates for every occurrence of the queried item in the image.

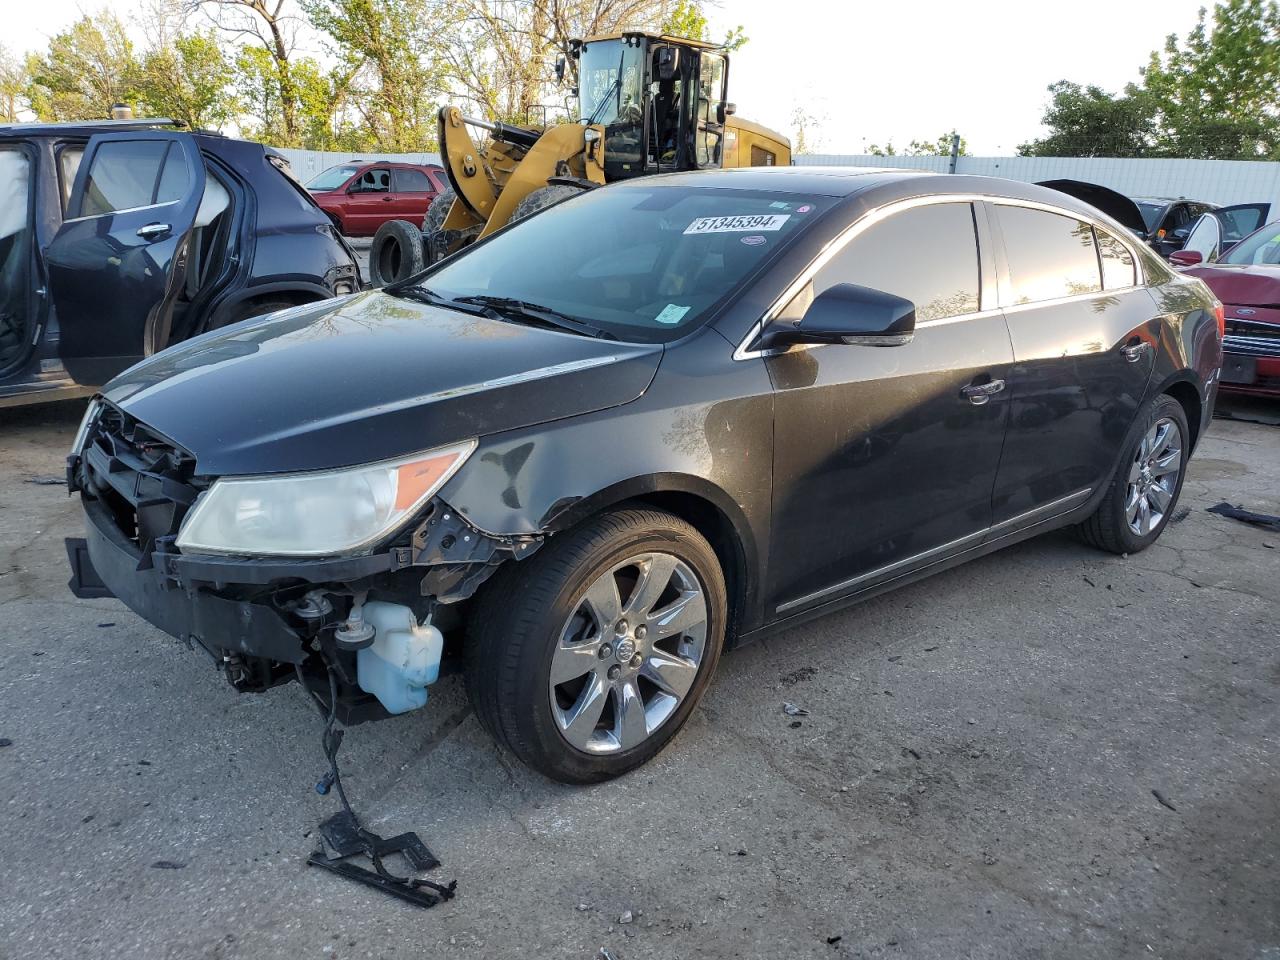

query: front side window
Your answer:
[413,185,834,343]
[1096,227,1137,287]
[998,206,1101,305]
[75,139,173,218]
[780,202,980,324]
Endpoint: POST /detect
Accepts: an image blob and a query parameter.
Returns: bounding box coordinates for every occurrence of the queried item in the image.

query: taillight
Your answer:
[1213,301,1225,339]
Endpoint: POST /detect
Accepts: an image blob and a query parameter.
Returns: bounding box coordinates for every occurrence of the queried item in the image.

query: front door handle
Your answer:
[136,223,171,239]
[961,379,1006,405]
[1121,341,1150,363]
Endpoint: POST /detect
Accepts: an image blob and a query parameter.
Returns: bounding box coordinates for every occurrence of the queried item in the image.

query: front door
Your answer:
[766,200,1013,617]
[987,203,1156,524]
[344,167,392,234]
[45,131,205,385]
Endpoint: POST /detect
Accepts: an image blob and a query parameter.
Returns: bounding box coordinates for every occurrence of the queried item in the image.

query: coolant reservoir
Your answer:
[356,601,444,714]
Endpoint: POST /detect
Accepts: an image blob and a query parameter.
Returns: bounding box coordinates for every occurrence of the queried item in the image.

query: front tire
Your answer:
[1076,394,1189,554]
[466,508,727,784]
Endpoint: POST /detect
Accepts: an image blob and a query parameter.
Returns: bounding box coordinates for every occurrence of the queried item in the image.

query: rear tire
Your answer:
[369,219,425,286]
[1075,394,1189,555]
[466,508,726,784]
[422,189,480,264]
[510,183,587,224]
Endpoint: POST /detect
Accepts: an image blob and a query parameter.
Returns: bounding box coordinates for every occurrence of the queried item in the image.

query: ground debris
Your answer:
[0,738,12,748]
[827,935,843,945]
[1152,789,1178,812]
[618,910,634,924]
[598,948,620,960]
[782,702,809,717]
[24,475,64,485]
[1170,506,1191,524]
[151,860,186,869]
[1207,502,1280,533]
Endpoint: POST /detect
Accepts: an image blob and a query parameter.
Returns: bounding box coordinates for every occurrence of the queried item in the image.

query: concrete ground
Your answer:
[1,397,1277,960]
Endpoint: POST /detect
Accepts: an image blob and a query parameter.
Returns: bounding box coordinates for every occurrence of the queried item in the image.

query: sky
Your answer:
[7,0,1216,154]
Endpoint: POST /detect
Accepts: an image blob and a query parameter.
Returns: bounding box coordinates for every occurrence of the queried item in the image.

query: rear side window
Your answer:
[1095,227,1136,289]
[393,168,433,192]
[354,168,390,192]
[998,206,1101,304]
[73,140,191,218]
[783,202,980,323]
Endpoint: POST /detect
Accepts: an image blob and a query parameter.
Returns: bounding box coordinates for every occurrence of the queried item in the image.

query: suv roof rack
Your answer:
[0,118,181,133]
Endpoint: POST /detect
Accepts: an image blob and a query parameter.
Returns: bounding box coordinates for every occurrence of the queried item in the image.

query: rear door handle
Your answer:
[961,379,1005,405]
[136,223,171,239]
[1121,341,1150,362]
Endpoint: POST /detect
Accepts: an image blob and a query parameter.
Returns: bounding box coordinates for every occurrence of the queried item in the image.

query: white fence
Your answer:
[276,147,1280,213]
[795,154,1280,212]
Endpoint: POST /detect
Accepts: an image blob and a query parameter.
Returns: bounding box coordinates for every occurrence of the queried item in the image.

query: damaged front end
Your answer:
[65,400,542,722]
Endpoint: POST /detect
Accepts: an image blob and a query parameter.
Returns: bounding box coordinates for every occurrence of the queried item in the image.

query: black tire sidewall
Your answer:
[1101,395,1190,553]
[482,512,726,783]
[369,219,424,286]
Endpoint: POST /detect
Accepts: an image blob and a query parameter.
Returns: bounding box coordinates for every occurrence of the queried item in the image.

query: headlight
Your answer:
[70,399,101,456]
[175,440,476,557]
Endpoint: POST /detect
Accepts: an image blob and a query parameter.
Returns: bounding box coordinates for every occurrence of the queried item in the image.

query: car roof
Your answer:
[623,166,1148,219]
[0,118,182,137]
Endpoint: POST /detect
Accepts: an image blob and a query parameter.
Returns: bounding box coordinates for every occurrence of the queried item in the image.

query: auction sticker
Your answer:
[684,214,790,235]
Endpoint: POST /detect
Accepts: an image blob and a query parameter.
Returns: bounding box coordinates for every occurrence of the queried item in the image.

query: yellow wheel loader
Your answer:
[367,31,791,285]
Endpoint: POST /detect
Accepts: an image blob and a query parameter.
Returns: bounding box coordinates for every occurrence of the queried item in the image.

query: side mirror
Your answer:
[724,102,737,117]
[555,56,566,83]
[1168,249,1204,267]
[763,283,916,349]
[656,47,680,81]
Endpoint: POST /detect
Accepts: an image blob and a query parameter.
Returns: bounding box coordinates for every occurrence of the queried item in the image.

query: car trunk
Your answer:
[0,147,33,372]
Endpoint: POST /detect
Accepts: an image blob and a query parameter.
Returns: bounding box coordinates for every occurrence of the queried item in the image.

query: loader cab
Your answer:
[575,33,728,180]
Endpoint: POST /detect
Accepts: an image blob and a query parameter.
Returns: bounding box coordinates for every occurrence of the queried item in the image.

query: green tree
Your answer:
[134,32,235,130]
[1141,0,1280,158]
[0,45,27,121]
[1019,81,1156,156]
[868,132,968,157]
[1023,0,1280,159]
[25,13,140,121]
[662,0,748,50]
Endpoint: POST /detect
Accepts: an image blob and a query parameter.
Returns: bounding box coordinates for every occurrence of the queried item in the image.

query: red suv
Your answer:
[305,162,447,236]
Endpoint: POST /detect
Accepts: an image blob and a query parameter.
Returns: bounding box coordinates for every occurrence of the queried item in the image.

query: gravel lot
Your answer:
[1,397,1277,960]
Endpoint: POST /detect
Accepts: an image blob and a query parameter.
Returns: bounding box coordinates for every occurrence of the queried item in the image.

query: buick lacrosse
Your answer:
[67,167,1222,783]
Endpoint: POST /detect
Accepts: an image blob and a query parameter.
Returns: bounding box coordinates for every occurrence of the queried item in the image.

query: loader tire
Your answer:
[369,219,425,287]
[422,189,480,265]
[510,184,588,225]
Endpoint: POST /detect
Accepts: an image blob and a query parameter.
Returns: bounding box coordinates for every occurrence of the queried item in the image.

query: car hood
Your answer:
[1183,263,1280,312]
[1035,180,1150,236]
[102,291,662,476]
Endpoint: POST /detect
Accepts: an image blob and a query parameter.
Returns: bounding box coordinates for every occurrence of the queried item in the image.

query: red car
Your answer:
[1172,216,1280,397]
[305,162,448,236]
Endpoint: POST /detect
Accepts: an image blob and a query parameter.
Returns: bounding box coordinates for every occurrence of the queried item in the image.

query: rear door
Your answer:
[390,167,436,227]
[45,130,205,384]
[987,203,1156,525]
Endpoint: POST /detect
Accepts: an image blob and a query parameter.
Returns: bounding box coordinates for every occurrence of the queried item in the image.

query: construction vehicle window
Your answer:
[697,54,726,167]
[581,41,645,177]
[420,185,834,344]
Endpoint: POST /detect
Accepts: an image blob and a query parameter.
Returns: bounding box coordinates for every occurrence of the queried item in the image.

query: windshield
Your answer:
[409,184,834,343]
[306,165,360,191]
[1222,220,1280,265]
[1135,201,1165,232]
[579,40,644,128]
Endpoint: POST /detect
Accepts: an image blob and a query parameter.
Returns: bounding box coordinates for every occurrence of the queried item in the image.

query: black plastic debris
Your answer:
[0,738,12,748]
[1207,502,1280,533]
[298,664,456,909]
[151,860,186,869]
[24,475,65,485]
[1152,789,1178,812]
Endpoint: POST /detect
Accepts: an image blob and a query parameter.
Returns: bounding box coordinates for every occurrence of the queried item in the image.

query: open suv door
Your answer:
[45,130,205,385]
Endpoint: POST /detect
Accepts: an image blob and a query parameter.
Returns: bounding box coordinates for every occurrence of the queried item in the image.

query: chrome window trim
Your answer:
[733,193,1149,361]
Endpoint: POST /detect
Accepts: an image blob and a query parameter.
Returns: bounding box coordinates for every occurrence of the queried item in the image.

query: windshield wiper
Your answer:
[453,295,617,340]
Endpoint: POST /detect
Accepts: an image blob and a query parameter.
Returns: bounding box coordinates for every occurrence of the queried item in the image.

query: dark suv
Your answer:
[0,120,360,407]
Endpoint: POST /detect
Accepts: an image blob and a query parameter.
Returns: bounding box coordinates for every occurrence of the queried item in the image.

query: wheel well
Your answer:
[1162,380,1203,450]
[629,491,749,640]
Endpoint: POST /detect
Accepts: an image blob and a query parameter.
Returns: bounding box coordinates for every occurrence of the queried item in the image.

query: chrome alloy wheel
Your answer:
[549,553,708,754]
[1125,416,1183,536]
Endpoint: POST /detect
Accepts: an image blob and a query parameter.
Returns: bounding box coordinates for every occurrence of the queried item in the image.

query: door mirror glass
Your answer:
[766,283,916,348]
[656,46,680,81]
[555,56,567,83]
